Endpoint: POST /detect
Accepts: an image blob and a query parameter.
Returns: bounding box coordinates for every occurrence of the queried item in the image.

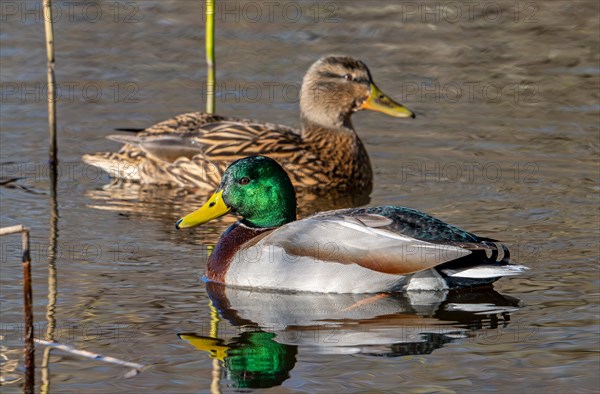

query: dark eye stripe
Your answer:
[317,71,342,79]
[317,71,370,85]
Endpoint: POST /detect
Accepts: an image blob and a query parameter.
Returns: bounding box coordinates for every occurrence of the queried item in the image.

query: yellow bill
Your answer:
[361,83,415,118]
[176,189,231,229]
[178,334,229,361]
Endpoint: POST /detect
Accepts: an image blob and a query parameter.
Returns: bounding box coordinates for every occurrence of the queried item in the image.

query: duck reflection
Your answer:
[179,284,521,388]
[179,330,297,389]
[85,181,370,220]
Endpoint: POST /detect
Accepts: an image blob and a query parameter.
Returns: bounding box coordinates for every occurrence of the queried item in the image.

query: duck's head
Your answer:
[176,156,297,229]
[300,56,415,131]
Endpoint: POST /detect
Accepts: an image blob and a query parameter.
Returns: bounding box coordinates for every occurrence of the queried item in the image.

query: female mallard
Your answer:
[176,156,528,293]
[82,56,414,192]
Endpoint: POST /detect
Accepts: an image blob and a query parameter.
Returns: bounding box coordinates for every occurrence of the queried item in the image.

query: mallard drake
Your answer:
[82,56,415,192]
[176,156,528,293]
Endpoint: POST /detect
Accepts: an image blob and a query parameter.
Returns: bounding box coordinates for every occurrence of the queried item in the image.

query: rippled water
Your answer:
[1,0,599,392]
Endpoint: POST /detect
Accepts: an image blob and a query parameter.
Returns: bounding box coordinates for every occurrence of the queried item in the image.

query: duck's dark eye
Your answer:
[238,177,251,185]
[343,74,353,81]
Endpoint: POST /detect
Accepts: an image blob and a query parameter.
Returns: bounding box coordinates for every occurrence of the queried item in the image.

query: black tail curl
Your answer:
[114,128,145,133]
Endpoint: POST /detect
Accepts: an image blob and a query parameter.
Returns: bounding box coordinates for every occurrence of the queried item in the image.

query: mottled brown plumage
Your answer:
[82,56,414,192]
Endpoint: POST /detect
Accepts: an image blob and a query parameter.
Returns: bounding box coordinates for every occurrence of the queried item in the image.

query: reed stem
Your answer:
[205,0,216,113]
[0,225,35,393]
[43,0,57,164]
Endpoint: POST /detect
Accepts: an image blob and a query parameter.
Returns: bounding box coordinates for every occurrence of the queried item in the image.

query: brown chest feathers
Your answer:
[205,222,273,283]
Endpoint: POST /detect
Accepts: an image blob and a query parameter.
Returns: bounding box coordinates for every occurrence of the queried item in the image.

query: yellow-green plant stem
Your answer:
[206,0,216,114]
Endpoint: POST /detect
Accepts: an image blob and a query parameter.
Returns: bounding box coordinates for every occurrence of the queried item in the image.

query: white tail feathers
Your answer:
[448,264,529,279]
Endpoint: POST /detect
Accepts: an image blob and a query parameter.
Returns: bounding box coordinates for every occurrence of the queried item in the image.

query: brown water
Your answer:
[1,0,599,392]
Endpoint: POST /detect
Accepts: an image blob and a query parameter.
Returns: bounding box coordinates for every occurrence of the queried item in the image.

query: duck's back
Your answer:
[311,206,480,243]
[82,112,347,190]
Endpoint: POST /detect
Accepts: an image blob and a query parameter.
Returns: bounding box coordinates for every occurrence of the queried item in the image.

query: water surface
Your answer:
[1,0,598,392]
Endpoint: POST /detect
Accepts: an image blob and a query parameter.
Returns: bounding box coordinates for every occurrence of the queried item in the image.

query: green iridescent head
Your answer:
[225,331,297,388]
[176,156,297,229]
[179,330,297,389]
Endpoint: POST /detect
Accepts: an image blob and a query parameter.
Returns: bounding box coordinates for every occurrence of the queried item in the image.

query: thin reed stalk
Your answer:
[42,0,57,163]
[205,0,216,113]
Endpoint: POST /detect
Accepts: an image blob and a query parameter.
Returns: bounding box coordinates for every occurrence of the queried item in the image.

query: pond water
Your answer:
[1,0,599,392]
